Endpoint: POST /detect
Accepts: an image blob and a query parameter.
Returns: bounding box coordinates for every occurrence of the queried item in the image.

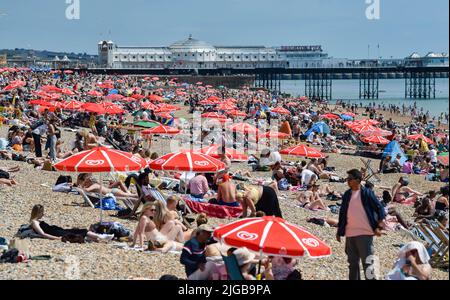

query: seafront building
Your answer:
[97,36,449,70]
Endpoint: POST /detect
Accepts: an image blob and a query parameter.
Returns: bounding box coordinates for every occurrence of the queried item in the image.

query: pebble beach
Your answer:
[0,105,448,280]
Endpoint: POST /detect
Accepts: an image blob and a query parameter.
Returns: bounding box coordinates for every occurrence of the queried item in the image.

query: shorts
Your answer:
[111,188,120,195]
[209,199,241,207]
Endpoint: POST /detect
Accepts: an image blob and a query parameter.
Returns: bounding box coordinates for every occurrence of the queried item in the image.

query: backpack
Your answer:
[55,175,72,186]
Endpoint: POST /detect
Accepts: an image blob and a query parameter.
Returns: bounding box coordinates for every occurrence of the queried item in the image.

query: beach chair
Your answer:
[222,254,245,280]
[360,158,381,183]
[410,221,449,268]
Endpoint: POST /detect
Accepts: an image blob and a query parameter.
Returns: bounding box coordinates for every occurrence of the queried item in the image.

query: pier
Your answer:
[81,65,448,100]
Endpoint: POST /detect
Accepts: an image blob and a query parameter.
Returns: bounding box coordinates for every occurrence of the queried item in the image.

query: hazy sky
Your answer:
[0,0,448,58]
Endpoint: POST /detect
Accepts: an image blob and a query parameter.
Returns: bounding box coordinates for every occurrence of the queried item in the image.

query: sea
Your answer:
[280,78,449,119]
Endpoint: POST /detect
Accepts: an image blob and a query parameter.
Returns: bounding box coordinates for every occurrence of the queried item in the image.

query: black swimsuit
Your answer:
[39,221,88,237]
[255,186,283,218]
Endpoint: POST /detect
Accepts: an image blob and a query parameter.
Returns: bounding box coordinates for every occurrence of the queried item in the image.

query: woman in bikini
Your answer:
[131,203,165,249]
[391,177,424,204]
[152,200,186,243]
[297,184,329,210]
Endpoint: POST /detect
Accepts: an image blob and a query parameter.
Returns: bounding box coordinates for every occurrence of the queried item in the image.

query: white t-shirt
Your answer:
[428,149,438,163]
[301,169,318,186]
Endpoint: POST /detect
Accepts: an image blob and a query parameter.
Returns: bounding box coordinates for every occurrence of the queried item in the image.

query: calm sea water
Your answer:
[280,78,449,118]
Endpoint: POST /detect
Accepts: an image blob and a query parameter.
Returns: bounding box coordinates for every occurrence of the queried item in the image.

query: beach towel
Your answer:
[183,198,243,219]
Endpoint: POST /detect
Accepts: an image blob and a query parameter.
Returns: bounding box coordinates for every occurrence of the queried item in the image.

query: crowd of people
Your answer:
[1,69,448,280]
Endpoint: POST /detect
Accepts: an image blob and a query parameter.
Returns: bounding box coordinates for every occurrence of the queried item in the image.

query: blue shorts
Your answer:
[216,200,241,207]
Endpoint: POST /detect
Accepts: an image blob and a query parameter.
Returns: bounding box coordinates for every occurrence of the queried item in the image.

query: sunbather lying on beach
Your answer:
[27,204,114,242]
[76,173,139,199]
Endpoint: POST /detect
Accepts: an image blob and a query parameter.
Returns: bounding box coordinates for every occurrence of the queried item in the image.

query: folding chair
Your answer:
[222,254,245,280]
[360,158,381,183]
[411,221,449,269]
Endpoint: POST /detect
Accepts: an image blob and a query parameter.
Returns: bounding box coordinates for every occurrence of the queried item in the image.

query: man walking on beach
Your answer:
[336,169,386,280]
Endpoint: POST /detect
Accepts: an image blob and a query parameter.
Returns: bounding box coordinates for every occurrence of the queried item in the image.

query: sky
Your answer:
[0,0,448,58]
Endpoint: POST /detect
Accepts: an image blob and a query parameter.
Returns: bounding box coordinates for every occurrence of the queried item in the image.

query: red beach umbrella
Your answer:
[227,110,247,117]
[228,122,261,135]
[141,125,181,135]
[271,107,291,115]
[200,144,248,161]
[53,147,147,173]
[259,131,290,139]
[321,113,341,120]
[149,151,226,172]
[141,102,159,110]
[61,88,75,96]
[407,134,434,145]
[87,90,103,97]
[213,216,331,258]
[280,144,325,158]
[360,135,390,145]
[201,112,227,119]
[148,94,165,102]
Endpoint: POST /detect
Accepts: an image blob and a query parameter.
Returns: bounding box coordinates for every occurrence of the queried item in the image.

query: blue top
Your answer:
[180,237,207,277]
[337,187,386,237]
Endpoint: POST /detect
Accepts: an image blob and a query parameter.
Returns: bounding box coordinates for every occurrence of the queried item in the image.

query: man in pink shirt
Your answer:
[336,169,386,280]
[189,173,209,199]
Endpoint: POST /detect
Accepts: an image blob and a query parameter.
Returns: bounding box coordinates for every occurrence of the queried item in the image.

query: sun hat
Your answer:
[233,247,256,267]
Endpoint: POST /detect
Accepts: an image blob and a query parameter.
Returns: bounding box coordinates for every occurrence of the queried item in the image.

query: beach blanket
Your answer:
[183,198,243,219]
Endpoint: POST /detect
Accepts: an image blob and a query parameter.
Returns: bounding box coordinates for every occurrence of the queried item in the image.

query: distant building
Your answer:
[405,52,449,67]
[94,37,449,70]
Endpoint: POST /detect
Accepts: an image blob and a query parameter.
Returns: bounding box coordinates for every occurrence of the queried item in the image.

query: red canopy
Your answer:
[280,144,325,158]
[259,131,290,139]
[228,122,260,135]
[2,80,26,91]
[87,90,103,97]
[141,125,180,135]
[201,112,227,119]
[271,107,291,115]
[105,94,124,101]
[148,94,165,102]
[62,100,83,110]
[213,216,331,258]
[360,135,390,145]
[41,85,62,93]
[321,113,340,120]
[97,83,114,89]
[149,151,226,172]
[61,88,75,96]
[227,110,247,117]
[200,144,248,161]
[407,134,434,145]
[53,147,147,173]
[141,102,159,110]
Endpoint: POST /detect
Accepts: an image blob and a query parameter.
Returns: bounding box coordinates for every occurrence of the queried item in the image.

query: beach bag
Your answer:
[278,178,289,191]
[95,196,118,210]
[329,205,340,214]
[0,248,28,263]
[55,175,72,186]
[15,224,42,239]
